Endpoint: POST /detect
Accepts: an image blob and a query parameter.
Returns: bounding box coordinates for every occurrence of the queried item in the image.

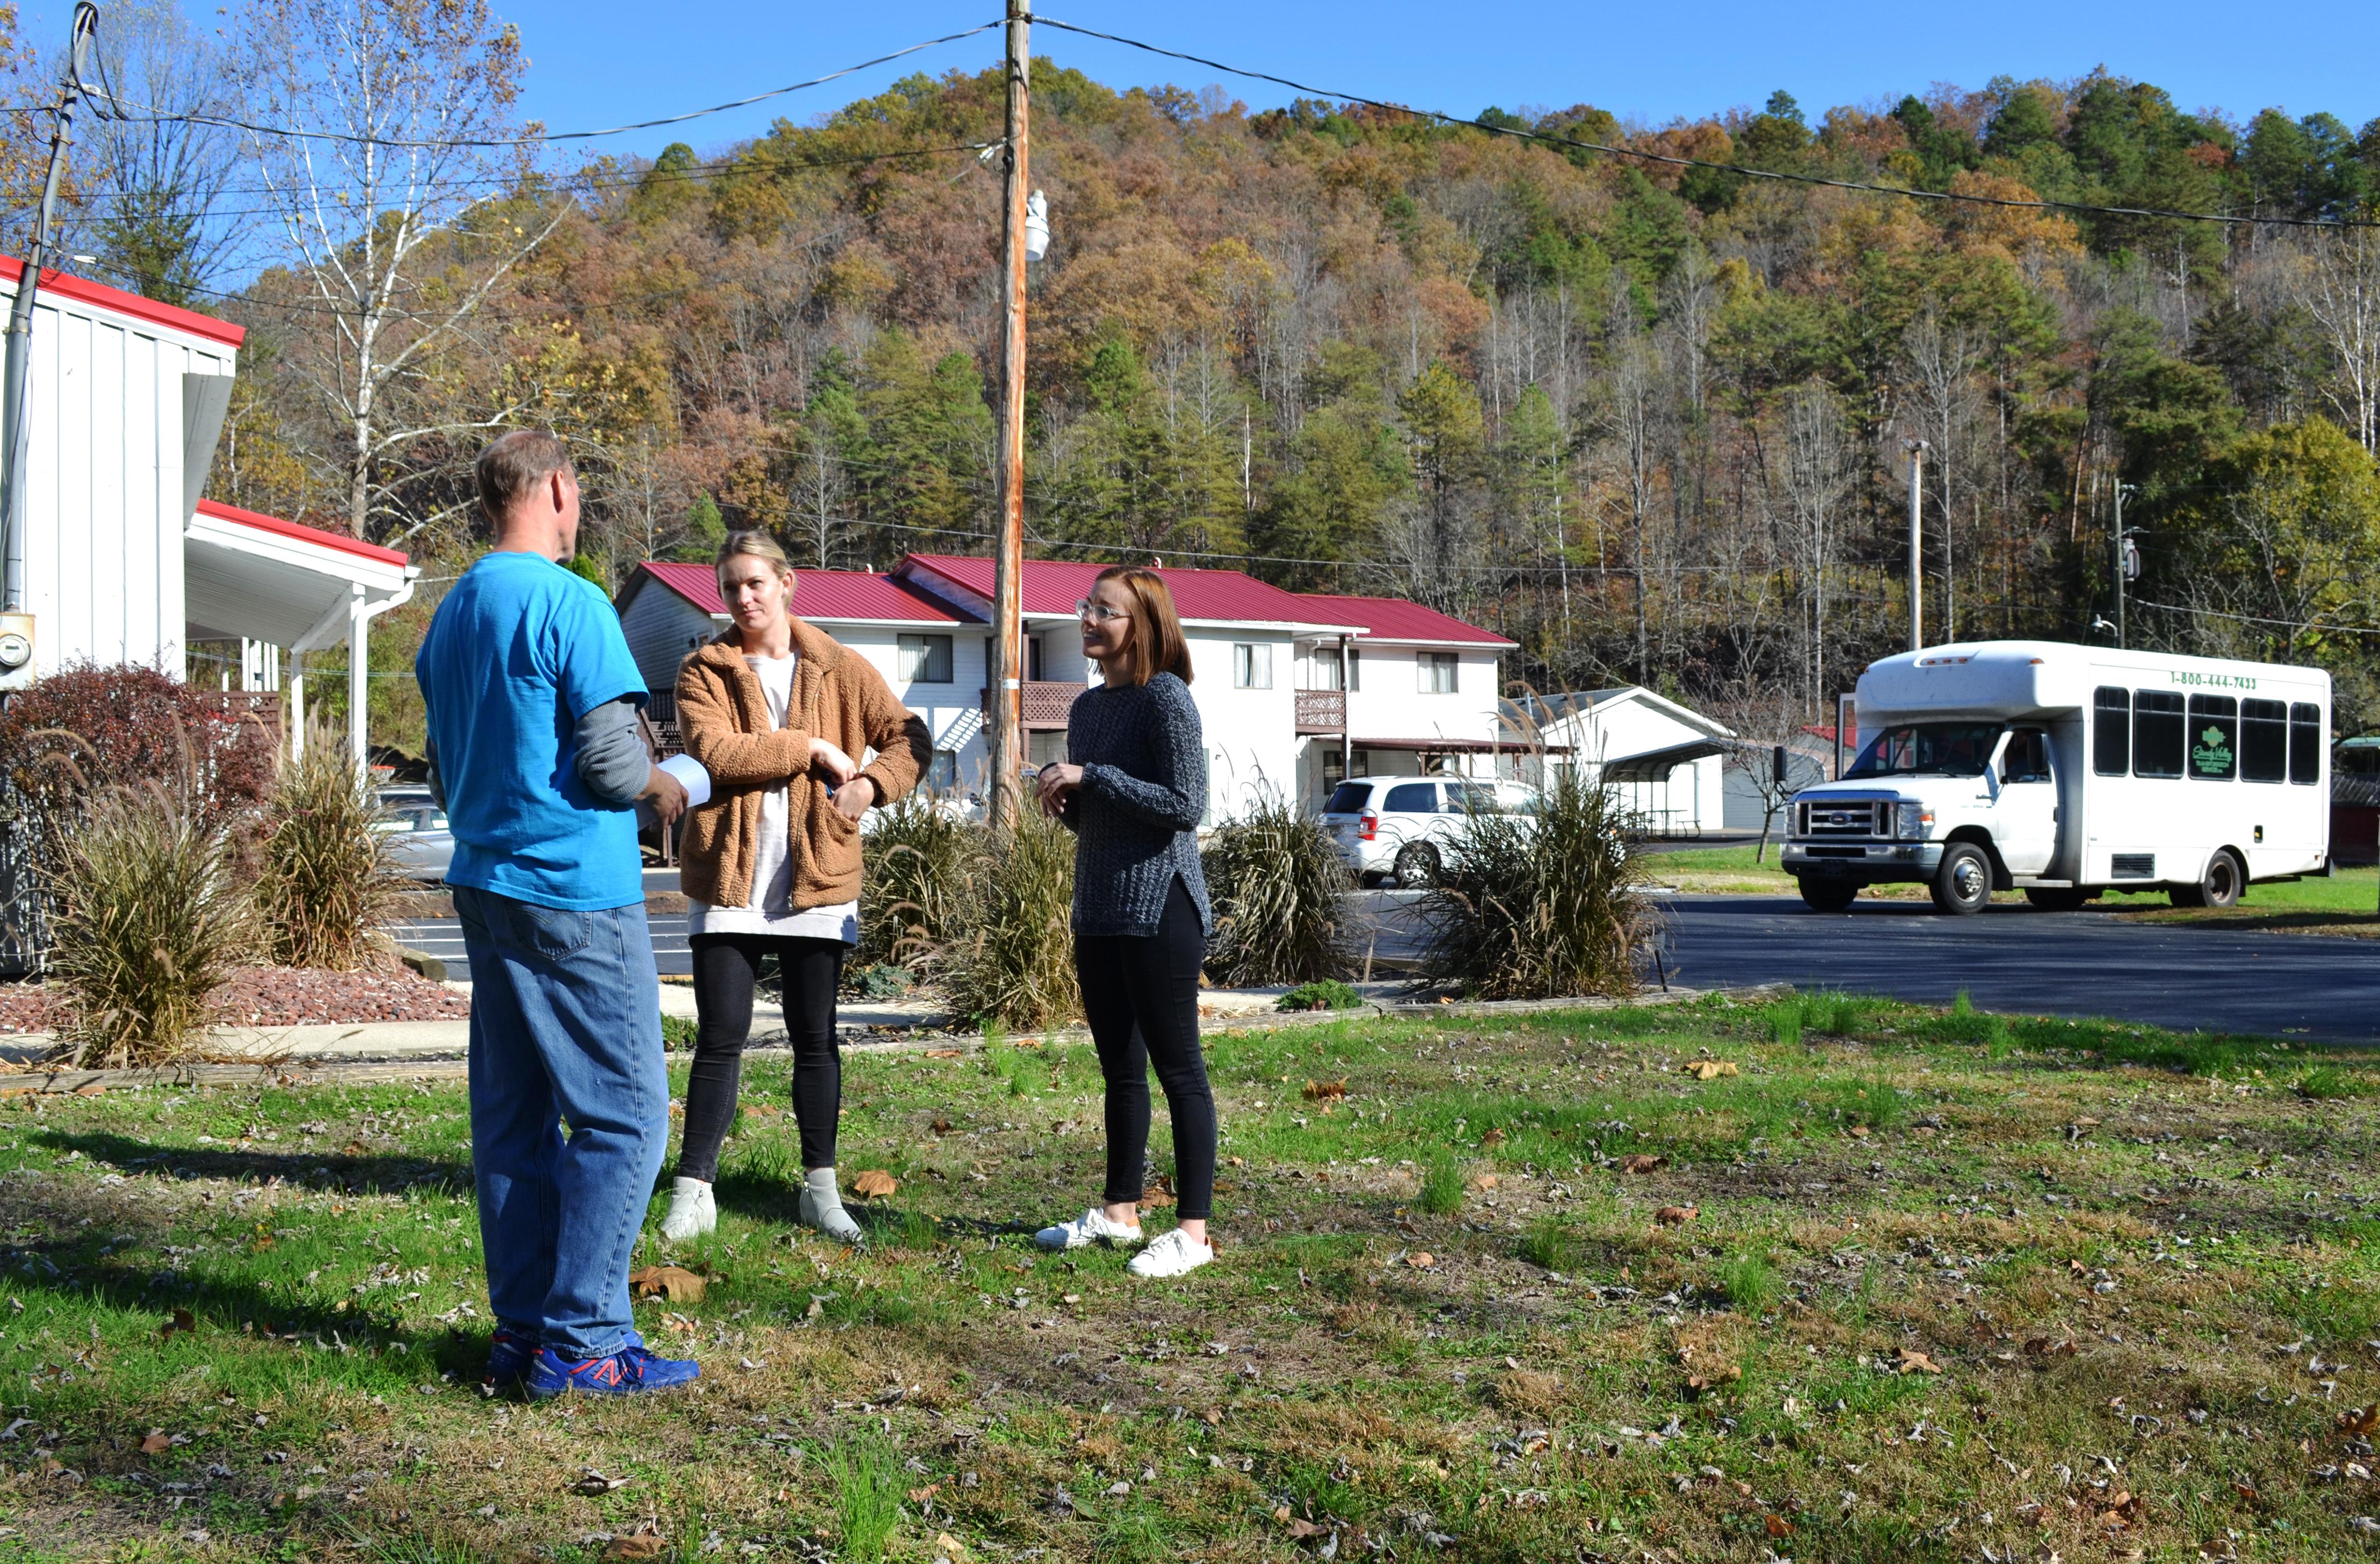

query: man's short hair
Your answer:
[476,430,572,525]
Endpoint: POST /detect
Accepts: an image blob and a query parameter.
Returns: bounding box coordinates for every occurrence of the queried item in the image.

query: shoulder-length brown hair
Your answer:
[1097,564,1193,687]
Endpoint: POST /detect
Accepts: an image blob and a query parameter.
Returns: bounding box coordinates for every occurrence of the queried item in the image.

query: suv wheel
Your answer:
[1392,841,1442,889]
[1929,842,1993,916]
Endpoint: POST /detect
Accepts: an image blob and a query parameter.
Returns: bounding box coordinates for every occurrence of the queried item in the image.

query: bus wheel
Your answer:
[2023,887,2090,912]
[1798,878,1856,913]
[1929,843,1993,916]
[2174,850,2244,910]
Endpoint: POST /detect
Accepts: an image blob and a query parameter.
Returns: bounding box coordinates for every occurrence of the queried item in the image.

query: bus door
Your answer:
[1992,727,2059,875]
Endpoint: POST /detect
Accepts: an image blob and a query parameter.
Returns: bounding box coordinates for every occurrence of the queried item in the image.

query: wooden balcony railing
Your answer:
[1295,689,1346,734]
[981,680,1089,730]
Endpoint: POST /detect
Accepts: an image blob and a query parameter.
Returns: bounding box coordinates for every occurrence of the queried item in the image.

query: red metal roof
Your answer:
[633,561,977,623]
[901,554,1363,628]
[193,498,408,567]
[1295,593,1515,648]
[0,257,244,349]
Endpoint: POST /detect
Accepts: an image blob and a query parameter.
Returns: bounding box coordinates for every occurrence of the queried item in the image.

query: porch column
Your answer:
[1339,633,1353,780]
[347,584,369,774]
[288,653,305,762]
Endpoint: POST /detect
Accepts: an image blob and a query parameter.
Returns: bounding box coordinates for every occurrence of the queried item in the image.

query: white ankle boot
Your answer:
[800,1169,865,1245]
[660,1177,715,1243]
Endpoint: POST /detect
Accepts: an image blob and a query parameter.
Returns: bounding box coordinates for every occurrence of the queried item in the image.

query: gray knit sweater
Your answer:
[1062,673,1213,938]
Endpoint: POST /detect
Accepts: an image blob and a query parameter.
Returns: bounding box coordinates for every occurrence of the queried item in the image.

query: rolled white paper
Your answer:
[659,751,712,808]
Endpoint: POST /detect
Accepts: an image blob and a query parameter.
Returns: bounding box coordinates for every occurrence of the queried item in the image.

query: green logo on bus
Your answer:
[2193,726,2234,776]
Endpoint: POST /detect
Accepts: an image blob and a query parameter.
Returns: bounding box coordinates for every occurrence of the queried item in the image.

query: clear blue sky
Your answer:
[488,0,2380,164]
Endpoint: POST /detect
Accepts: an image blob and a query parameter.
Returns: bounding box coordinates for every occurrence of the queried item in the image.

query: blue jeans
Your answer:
[454,885,665,1359]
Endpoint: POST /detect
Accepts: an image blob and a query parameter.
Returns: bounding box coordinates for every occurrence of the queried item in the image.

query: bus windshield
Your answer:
[1845,722,2001,779]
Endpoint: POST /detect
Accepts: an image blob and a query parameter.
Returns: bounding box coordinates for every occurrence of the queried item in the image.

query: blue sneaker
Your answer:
[482,1326,536,1387]
[525,1331,700,1399]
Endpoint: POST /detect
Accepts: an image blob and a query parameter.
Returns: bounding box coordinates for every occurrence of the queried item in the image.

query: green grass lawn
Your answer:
[3,999,2379,1560]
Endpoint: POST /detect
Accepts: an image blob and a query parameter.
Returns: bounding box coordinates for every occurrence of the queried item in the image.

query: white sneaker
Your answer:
[800,1184,866,1246]
[1034,1207,1145,1251]
[660,1177,715,1243]
[1127,1229,1214,1279]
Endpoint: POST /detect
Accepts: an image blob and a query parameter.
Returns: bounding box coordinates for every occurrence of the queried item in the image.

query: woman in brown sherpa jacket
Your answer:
[661,530,931,1246]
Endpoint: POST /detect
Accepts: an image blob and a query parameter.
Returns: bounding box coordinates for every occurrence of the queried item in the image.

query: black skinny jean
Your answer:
[1075,877,1216,1222]
[678,933,846,1182]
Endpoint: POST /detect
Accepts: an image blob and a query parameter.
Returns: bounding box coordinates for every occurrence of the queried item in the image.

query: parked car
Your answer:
[1319,776,1537,888]
[374,787,455,883]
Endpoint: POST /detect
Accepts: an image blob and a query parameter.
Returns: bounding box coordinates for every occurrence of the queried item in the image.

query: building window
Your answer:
[1419,652,1459,693]
[1311,647,1345,692]
[925,751,959,791]
[1028,730,1066,766]
[1233,643,1272,689]
[897,634,953,684]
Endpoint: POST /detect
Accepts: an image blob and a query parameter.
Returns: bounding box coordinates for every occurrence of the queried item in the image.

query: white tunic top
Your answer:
[685,651,860,943]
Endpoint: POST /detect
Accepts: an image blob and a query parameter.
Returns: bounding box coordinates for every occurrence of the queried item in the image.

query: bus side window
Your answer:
[2093,687,2129,776]
[2291,703,2325,785]
[2187,694,2238,780]
[2240,699,2288,783]
[2134,690,2185,778]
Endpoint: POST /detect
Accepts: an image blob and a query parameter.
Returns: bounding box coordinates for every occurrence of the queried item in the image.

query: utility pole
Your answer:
[1904,439,1929,653]
[2113,480,2136,650]
[987,0,1030,831]
[1,1,98,615]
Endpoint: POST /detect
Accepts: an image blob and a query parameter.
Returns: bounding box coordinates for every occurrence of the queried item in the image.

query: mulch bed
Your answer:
[0,962,469,1035]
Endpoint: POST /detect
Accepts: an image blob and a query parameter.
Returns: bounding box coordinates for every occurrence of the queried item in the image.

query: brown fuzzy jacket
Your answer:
[673,618,932,911]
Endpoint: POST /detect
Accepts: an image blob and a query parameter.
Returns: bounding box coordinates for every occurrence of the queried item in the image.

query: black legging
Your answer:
[1075,877,1216,1222]
[679,933,846,1181]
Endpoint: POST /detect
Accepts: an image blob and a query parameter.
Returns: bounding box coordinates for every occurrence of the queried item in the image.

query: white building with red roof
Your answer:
[0,258,418,764]
[614,554,1521,818]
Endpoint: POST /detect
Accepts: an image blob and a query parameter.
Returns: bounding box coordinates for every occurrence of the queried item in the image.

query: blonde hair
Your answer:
[714,530,795,593]
[1094,565,1193,686]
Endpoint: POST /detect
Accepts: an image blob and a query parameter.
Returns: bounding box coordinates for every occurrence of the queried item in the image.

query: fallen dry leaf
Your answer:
[1847,1124,1870,1139]
[1480,1127,1507,1147]
[2342,1406,2380,1437]
[1407,1252,1435,1269]
[1286,1517,1328,1539]
[158,1308,195,1341]
[627,1265,706,1304]
[2232,1481,2260,1504]
[1685,1060,1739,1081]
[1467,1172,1499,1193]
[850,1170,898,1200]
[72,1081,104,1096]
[138,1432,172,1454]
[605,1532,664,1561]
[1765,1515,1794,1538]
[1617,1154,1666,1175]
[933,1534,967,1560]
[1655,1205,1697,1227]
[2023,1336,2077,1359]
[1138,1181,1176,1209]
[930,1117,953,1135]
[1896,1348,1942,1375]
[925,1048,963,1059]
[1687,1365,1743,1393]
[1302,1080,1346,1101]
[577,1469,632,1495]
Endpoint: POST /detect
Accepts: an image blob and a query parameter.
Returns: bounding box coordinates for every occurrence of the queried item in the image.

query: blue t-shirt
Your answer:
[415,551,647,910]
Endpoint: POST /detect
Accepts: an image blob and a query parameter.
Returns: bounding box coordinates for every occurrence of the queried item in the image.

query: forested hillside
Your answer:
[203,60,2380,735]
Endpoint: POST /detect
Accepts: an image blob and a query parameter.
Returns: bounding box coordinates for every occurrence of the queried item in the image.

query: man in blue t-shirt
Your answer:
[417,430,696,1399]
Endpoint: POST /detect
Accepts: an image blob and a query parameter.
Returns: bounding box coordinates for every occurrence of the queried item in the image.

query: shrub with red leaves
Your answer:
[0,662,277,831]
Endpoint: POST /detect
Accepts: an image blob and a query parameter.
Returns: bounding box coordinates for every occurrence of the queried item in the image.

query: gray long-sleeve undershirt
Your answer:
[425,695,649,810]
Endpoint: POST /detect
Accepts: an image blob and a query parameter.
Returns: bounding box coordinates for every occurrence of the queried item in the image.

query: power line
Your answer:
[2130,597,2380,638]
[79,20,1002,149]
[1030,14,2380,234]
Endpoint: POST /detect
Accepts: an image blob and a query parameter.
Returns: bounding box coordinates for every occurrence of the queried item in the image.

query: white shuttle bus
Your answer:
[1782,641,2330,915]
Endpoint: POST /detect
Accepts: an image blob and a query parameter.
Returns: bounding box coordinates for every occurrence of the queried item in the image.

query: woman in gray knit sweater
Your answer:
[1031,566,1218,1280]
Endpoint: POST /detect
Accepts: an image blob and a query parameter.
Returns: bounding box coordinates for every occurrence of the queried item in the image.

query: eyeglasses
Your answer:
[1075,600,1130,625]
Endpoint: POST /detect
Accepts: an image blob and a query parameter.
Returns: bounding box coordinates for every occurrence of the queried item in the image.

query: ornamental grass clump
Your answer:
[46,771,254,1069]
[858,792,986,973]
[1200,790,1354,986]
[934,807,1078,1031]
[1419,763,1651,1000]
[252,728,405,969]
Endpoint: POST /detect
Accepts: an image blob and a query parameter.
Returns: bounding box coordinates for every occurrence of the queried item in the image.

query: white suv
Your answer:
[1319,776,1536,887]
